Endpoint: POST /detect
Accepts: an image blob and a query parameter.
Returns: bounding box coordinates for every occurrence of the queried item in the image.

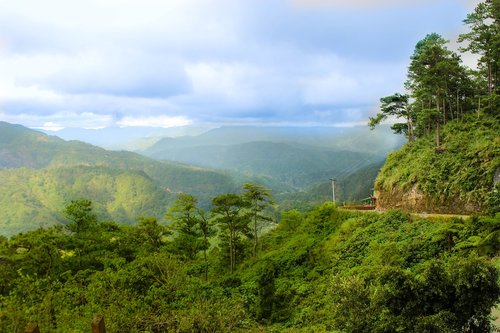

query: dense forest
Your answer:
[1,0,499,332]
[1,196,500,332]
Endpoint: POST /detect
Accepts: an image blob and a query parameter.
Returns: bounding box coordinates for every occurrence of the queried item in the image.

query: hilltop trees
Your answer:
[458,0,500,112]
[167,184,273,275]
[370,0,499,149]
[211,193,251,274]
[136,216,169,252]
[166,193,212,279]
[369,93,414,142]
[406,33,470,149]
[371,33,472,150]
[166,193,208,260]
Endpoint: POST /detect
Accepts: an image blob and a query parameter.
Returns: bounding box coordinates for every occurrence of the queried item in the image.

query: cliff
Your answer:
[375,116,500,214]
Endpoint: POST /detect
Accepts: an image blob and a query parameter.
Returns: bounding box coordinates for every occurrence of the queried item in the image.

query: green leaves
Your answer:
[2,200,500,332]
[64,199,97,234]
[369,93,415,142]
[374,115,500,214]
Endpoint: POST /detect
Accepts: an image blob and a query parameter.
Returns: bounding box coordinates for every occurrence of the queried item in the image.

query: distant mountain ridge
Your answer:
[0,121,239,236]
[41,125,212,150]
[0,121,399,236]
[144,140,382,188]
[142,124,403,154]
[140,125,400,189]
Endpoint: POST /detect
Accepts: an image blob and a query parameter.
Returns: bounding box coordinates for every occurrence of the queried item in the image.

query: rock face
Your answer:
[375,185,481,214]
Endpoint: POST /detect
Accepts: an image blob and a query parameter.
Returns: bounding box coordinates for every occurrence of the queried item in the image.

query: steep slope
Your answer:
[375,116,500,214]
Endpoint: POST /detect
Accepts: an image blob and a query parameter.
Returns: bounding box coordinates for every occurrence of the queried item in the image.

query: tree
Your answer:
[211,193,250,274]
[166,193,212,279]
[458,0,500,112]
[242,183,273,256]
[369,93,415,142]
[64,199,97,234]
[136,216,169,252]
[406,33,467,149]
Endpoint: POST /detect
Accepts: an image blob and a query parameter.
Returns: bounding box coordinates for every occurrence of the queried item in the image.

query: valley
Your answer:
[0,121,394,236]
[0,0,499,331]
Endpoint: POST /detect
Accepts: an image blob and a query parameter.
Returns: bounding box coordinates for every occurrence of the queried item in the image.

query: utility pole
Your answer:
[329,178,336,204]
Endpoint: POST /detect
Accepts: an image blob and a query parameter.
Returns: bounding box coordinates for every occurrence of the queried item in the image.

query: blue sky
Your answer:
[0,0,479,130]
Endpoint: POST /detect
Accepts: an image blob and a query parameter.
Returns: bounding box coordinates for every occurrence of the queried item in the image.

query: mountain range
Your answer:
[0,121,401,236]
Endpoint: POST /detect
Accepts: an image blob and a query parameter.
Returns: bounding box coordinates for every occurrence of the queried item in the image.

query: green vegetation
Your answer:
[0,121,238,199]
[0,122,243,236]
[370,0,499,214]
[0,121,384,236]
[376,116,500,214]
[276,161,383,211]
[0,3,498,331]
[0,166,175,236]
[1,199,499,332]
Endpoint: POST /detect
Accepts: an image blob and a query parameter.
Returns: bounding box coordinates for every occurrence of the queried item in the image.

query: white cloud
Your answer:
[301,72,359,104]
[117,115,192,128]
[0,82,63,103]
[0,0,473,128]
[0,111,114,129]
[184,62,265,107]
[35,122,65,131]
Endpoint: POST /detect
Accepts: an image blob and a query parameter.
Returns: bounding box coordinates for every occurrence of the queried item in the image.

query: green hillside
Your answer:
[0,122,385,236]
[0,166,175,236]
[367,0,500,215]
[1,202,499,332]
[375,116,500,214]
[0,121,237,197]
[0,122,242,236]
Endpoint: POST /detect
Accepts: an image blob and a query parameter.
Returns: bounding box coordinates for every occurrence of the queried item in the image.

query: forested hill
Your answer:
[0,121,237,195]
[0,121,387,236]
[375,116,500,214]
[0,122,239,236]
[368,0,500,215]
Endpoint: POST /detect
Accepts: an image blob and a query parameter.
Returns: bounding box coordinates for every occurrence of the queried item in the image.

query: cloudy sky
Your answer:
[0,0,479,130]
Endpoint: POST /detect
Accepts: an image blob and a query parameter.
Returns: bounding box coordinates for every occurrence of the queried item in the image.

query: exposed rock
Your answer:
[376,185,481,214]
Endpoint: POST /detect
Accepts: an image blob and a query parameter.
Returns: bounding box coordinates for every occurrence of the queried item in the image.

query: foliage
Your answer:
[369,93,414,142]
[367,0,499,215]
[1,197,500,332]
[242,183,274,256]
[375,115,500,213]
[458,0,500,113]
[211,193,251,274]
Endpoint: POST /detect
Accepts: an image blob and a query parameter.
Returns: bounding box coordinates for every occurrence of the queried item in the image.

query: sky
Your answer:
[0,0,481,130]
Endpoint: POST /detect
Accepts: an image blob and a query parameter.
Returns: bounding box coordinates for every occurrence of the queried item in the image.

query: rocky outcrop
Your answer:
[376,185,481,214]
